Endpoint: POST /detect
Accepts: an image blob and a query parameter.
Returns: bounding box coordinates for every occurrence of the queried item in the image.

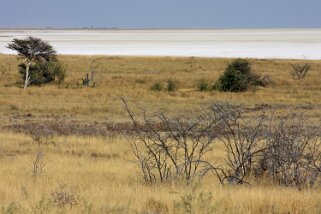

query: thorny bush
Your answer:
[122,98,321,189]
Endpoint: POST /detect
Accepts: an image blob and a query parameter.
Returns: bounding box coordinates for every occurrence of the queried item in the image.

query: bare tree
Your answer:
[290,63,311,80]
[258,113,321,189]
[122,98,321,188]
[82,58,99,87]
[90,58,98,81]
[209,102,267,185]
[122,98,219,184]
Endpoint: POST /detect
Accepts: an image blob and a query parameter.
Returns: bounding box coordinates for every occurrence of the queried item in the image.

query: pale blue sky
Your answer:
[1,0,321,28]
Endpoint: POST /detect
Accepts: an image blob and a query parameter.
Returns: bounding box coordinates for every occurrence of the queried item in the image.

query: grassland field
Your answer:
[0,54,321,213]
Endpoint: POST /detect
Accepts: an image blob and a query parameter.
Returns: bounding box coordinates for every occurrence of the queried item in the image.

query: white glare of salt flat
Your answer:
[0,29,321,59]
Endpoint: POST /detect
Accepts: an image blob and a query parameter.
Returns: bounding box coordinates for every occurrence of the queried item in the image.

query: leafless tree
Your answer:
[83,58,99,87]
[209,102,268,185]
[122,98,321,188]
[258,113,321,189]
[290,63,311,80]
[121,98,219,184]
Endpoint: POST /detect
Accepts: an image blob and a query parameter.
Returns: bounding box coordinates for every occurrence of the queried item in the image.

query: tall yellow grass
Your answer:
[1,132,321,213]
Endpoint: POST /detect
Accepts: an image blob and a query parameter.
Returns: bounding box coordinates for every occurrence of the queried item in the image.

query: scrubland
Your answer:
[0,55,321,213]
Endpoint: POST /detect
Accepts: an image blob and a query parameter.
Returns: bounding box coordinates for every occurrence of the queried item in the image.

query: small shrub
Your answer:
[174,187,216,214]
[82,72,95,87]
[51,184,81,209]
[290,63,310,79]
[150,81,164,91]
[196,79,210,91]
[166,79,177,92]
[214,59,262,92]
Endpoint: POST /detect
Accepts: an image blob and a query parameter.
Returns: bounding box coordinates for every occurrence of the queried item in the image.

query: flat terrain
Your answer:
[1,29,321,59]
[1,55,321,127]
[0,55,321,213]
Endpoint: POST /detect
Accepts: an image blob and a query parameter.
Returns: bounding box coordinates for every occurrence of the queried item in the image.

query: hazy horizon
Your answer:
[1,0,321,29]
[1,27,321,30]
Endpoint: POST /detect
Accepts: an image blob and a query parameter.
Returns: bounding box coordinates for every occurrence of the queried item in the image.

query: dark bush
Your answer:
[19,61,65,85]
[196,79,210,91]
[166,79,177,92]
[214,59,262,92]
[150,81,164,91]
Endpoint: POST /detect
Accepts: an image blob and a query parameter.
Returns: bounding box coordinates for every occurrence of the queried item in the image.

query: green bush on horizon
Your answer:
[214,59,262,92]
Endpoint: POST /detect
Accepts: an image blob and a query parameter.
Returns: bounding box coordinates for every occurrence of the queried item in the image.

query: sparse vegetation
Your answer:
[149,79,177,92]
[196,79,210,91]
[290,63,311,79]
[166,79,177,92]
[0,55,321,213]
[150,81,164,91]
[82,59,98,87]
[123,99,321,188]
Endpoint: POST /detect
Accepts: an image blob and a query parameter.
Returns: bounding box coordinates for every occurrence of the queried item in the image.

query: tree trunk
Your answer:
[24,61,31,89]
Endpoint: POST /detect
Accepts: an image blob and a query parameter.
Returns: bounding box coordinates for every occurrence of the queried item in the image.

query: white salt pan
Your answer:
[0,29,320,59]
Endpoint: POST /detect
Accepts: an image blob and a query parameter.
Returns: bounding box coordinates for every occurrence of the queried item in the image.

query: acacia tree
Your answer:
[7,37,57,89]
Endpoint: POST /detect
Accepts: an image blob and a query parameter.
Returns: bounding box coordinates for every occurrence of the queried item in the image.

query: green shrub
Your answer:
[197,79,210,91]
[166,79,177,92]
[214,59,262,92]
[150,81,164,91]
[19,61,65,85]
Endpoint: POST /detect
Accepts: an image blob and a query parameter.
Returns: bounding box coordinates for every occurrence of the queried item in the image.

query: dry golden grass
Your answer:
[1,55,321,213]
[0,55,320,125]
[1,132,321,213]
